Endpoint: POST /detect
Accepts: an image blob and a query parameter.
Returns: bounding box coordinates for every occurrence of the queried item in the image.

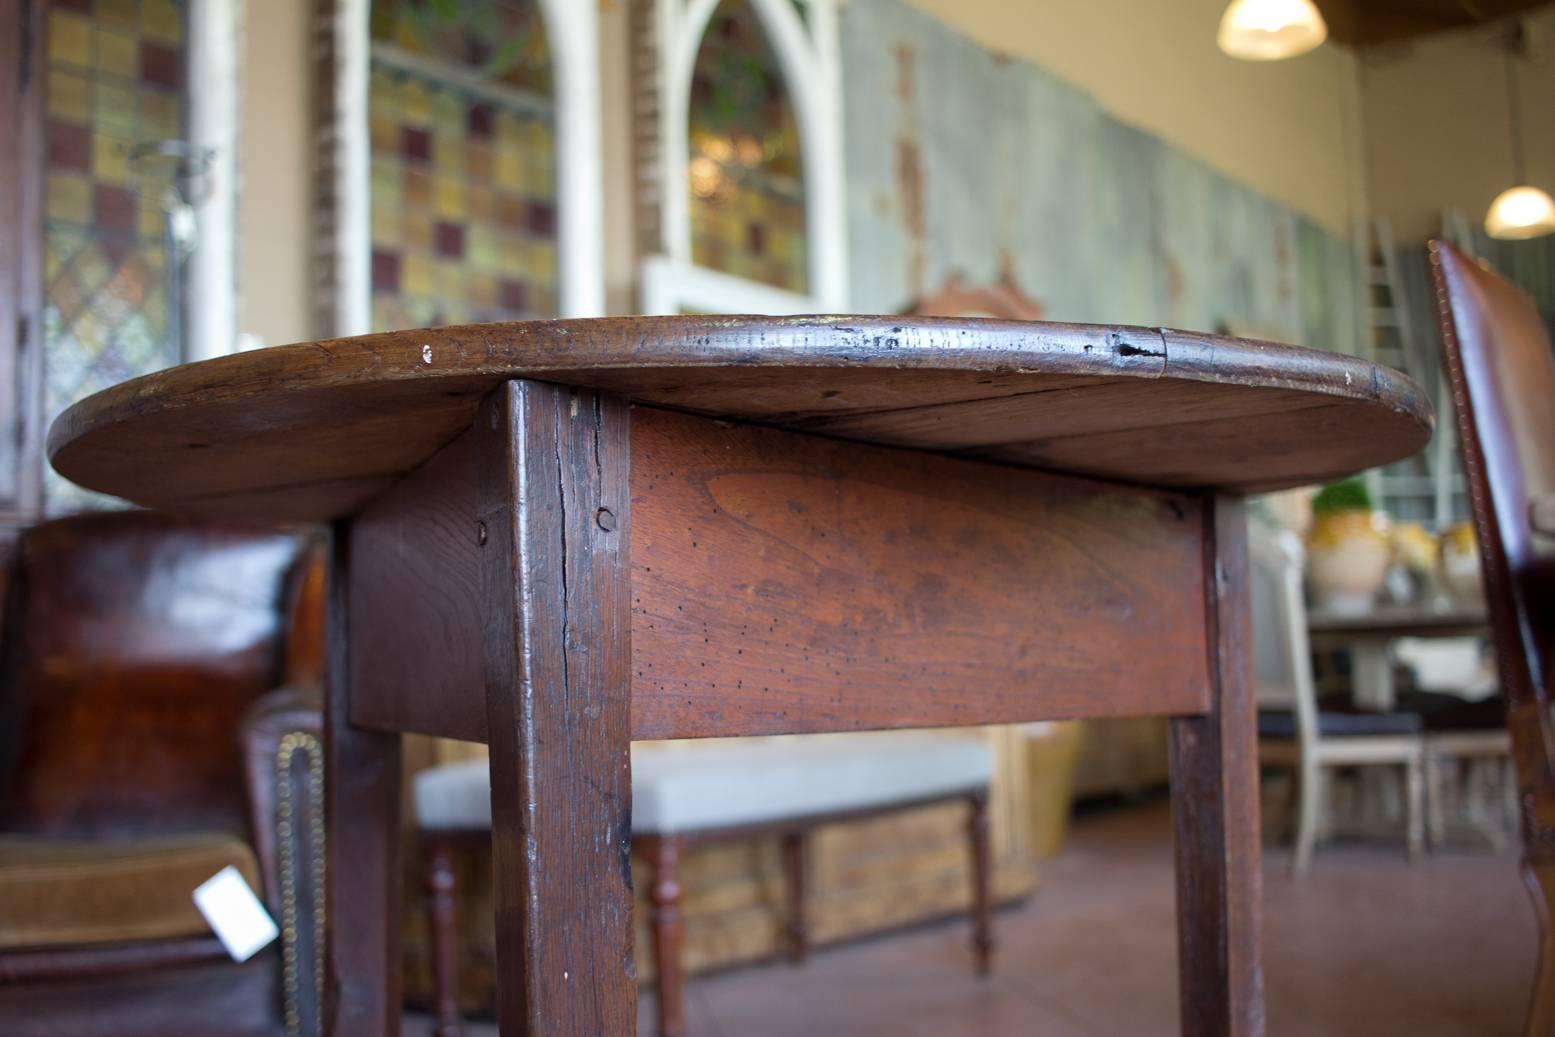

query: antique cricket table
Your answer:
[47,317,1433,1037]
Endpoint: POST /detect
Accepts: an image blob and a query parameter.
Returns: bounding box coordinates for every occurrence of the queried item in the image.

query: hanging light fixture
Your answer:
[1217,0,1328,61]
[1486,29,1555,240]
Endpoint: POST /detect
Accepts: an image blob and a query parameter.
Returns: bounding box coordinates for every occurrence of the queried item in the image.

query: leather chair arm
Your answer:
[240,686,324,1037]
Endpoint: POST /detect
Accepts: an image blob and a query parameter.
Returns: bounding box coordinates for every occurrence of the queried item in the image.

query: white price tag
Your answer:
[192,866,280,963]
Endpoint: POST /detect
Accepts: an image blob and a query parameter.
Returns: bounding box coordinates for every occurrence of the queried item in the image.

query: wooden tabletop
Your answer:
[1307,604,1487,638]
[47,316,1434,521]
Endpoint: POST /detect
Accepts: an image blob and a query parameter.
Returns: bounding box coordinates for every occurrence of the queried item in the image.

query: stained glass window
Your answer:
[42,0,188,509]
[688,1,807,294]
[368,0,557,332]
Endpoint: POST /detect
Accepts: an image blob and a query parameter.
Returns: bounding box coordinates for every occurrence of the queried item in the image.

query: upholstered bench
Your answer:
[414,732,996,1037]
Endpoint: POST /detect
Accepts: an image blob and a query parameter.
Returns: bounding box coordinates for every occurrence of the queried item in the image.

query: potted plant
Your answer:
[1306,478,1391,614]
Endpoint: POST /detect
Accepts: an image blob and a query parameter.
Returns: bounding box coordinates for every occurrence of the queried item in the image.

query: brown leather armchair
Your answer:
[1431,241,1555,1037]
[0,510,326,1037]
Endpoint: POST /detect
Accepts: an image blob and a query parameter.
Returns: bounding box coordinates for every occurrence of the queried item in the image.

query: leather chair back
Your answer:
[0,511,317,841]
[1430,240,1555,840]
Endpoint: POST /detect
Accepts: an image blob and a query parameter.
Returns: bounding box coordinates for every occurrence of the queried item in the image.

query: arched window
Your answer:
[367,0,557,331]
[312,0,601,337]
[687,1,805,294]
[639,0,845,315]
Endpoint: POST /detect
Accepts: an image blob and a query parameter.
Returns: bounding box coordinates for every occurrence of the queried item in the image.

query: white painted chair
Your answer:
[414,732,995,1037]
[1251,523,1425,874]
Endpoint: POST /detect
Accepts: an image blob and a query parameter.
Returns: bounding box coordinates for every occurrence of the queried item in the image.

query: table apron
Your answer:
[347,401,1214,743]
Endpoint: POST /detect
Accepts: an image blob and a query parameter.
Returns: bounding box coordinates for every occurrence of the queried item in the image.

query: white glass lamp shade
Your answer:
[1485,185,1555,240]
[1218,0,1328,61]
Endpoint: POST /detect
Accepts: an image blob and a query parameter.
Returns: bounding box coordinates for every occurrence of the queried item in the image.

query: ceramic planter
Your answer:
[1306,509,1390,613]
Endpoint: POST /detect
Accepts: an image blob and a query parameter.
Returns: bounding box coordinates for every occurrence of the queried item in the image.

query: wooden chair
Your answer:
[0,511,325,1037]
[1251,521,1425,873]
[414,733,994,1037]
[1430,240,1555,1036]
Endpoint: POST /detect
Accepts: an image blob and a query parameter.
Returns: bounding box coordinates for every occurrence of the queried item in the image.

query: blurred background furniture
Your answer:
[1308,605,1488,711]
[1020,722,1084,859]
[0,511,326,1037]
[1432,240,1555,1037]
[1068,718,1172,801]
[1252,521,1426,874]
[398,723,1063,1021]
[414,733,995,1037]
[1308,607,1512,847]
[1390,638,1514,848]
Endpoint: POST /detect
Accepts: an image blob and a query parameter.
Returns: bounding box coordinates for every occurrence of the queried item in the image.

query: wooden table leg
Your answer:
[325,521,403,1037]
[1169,496,1265,1037]
[477,381,636,1035]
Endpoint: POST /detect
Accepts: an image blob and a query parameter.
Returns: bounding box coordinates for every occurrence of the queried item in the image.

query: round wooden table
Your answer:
[49,317,1433,1037]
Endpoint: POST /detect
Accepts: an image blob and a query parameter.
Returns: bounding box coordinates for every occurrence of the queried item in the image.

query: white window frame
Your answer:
[186,0,242,359]
[642,0,847,315]
[318,0,606,337]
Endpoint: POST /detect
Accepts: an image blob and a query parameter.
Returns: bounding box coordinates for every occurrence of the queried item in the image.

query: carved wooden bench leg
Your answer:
[647,835,686,1037]
[967,790,994,976]
[782,831,810,964]
[425,838,464,1037]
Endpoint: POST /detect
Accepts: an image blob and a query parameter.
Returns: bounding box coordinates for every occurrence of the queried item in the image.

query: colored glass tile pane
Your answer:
[688,0,807,294]
[41,0,189,510]
[97,0,139,31]
[95,28,138,78]
[143,0,182,43]
[368,0,558,331]
[47,10,93,66]
[47,66,92,120]
[370,0,551,97]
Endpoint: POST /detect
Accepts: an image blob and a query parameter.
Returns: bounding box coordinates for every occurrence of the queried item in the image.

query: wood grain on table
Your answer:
[346,405,1215,744]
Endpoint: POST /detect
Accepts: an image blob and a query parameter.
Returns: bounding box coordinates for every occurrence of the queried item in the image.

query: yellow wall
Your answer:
[898,0,1368,237]
[238,0,312,348]
[1361,7,1555,243]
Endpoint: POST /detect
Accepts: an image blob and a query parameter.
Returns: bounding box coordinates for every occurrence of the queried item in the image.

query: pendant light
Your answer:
[1218,0,1328,61]
[1486,31,1555,240]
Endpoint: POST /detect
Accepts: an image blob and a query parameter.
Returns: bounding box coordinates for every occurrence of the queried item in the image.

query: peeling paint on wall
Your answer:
[892,43,926,299]
[842,0,1361,355]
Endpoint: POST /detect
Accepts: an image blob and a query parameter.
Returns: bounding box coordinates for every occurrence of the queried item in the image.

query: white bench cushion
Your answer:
[415,733,993,836]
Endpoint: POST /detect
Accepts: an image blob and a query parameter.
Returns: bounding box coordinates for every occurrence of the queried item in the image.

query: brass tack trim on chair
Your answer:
[278,731,326,1037]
